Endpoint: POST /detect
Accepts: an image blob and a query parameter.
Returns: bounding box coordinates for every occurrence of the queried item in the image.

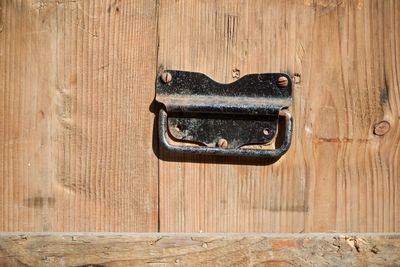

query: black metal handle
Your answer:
[158,109,292,158]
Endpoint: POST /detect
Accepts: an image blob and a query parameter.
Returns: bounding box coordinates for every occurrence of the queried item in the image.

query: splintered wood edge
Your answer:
[0,233,399,266]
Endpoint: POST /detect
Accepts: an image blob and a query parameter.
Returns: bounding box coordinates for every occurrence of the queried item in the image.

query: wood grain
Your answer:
[0,233,399,266]
[157,0,400,232]
[0,0,158,231]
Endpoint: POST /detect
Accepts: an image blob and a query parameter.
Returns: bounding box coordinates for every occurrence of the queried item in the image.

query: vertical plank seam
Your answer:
[155,0,161,233]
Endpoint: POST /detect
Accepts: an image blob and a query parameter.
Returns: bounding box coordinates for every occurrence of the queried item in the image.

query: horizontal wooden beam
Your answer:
[0,233,399,266]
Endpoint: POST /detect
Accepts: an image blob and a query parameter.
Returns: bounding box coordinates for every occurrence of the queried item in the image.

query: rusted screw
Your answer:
[217,138,228,148]
[373,121,391,136]
[263,128,270,136]
[277,76,288,88]
[161,72,172,83]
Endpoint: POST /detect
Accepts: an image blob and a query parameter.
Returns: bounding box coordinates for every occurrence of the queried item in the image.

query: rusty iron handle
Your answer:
[158,109,292,158]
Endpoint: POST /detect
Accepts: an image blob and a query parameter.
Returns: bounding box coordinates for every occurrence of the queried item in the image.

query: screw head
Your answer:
[277,76,288,88]
[161,72,172,83]
[373,121,390,136]
[263,128,270,136]
[217,138,228,148]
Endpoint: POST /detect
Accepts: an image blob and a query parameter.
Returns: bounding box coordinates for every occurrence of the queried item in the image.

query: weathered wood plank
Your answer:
[0,233,399,266]
[0,0,158,231]
[157,0,400,232]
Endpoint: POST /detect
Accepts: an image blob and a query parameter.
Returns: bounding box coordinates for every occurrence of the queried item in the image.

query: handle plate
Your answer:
[156,69,294,158]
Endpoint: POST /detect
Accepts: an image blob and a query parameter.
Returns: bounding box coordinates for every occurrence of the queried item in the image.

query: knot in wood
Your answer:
[373,121,390,136]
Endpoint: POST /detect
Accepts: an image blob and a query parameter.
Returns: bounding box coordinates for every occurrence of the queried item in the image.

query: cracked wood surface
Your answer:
[0,0,158,231]
[0,233,399,266]
[158,0,400,232]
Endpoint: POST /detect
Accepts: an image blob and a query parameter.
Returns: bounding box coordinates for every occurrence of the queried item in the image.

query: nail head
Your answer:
[217,138,228,148]
[277,76,288,88]
[161,72,172,83]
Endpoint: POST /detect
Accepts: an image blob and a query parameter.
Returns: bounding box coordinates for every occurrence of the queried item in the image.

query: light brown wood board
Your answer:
[0,233,400,266]
[0,0,158,231]
[0,0,399,233]
[157,0,400,232]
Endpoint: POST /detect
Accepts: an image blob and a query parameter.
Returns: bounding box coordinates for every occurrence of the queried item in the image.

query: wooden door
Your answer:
[1,0,399,233]
[158,0,400,232]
